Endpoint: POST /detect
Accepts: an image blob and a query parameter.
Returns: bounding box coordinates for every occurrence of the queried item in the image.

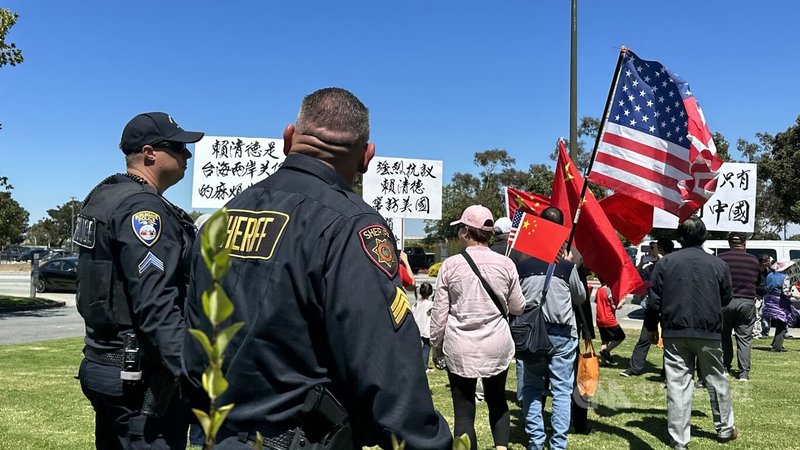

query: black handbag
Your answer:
[510,264,554,363]
[509,303,553,362]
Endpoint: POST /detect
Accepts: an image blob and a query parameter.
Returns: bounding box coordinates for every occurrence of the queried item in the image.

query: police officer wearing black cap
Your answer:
[74,112,203,449]
[183,88,452,449]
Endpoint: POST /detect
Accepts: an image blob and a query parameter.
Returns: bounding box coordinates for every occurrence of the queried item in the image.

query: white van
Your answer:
[629,239,800,265]
[702,240,800,262]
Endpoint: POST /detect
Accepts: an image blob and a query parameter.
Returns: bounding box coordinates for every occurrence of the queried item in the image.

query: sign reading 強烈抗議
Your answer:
[653,162,757,232]
[362,157,443,221]
[191,136,286,209]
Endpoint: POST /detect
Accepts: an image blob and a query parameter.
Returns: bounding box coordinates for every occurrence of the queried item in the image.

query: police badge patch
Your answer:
[358,225,398,278]
[131,211,161,247]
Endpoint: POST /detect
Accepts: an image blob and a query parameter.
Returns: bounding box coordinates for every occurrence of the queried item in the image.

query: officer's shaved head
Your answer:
[285,87,375,186]
[296,87,370,148]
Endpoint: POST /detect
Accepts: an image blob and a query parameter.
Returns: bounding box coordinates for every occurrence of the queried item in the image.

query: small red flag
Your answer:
[506,187,550,218]
[510,212,571,263]
[598,192,654,245]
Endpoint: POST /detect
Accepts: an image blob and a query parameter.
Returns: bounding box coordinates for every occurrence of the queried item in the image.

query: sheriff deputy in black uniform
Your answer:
[74,112,203,449]
[183,88,453,450]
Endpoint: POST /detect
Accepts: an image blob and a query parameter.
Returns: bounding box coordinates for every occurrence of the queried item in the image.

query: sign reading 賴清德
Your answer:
[653,162,757,232]
[362,157,443,220]
[191,136,285,209]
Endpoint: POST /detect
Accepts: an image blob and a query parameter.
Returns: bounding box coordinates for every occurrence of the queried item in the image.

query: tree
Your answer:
[0,8,23,68]
[0,177,29,247]
[28,219,59,248]
[44,199,83,248]
[0,8,23,131]
[423,116,605,243]
[423,149,549,242]
[736,118,800,237]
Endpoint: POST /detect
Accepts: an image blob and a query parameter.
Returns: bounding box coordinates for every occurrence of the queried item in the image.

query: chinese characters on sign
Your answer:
[362,157,443,220]
[191,136,285,209]
[653,162,757,232]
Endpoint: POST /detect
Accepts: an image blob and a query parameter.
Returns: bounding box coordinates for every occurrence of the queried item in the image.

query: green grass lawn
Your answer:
[0,295,63,310]
[1,334,799,449]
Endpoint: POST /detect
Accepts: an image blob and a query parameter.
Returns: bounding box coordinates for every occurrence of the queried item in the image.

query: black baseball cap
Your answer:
[119,112,204,154]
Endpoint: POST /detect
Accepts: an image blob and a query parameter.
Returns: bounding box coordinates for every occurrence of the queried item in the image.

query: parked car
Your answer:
[403,246,436,272]
[0,245,28,262]
[16,248,50,262]
[41,248,75,261]
[32,256,78,293]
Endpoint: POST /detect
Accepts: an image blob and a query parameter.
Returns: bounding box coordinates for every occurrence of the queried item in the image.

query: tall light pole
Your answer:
[569,0,579,161]
[70,197,76,251]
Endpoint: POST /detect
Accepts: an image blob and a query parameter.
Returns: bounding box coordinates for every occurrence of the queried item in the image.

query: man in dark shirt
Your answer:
[717,232,760,381]
[183,88,452,449]
[645,217,736,449]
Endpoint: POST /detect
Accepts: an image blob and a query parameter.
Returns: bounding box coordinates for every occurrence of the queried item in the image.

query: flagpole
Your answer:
[565,46,627,252]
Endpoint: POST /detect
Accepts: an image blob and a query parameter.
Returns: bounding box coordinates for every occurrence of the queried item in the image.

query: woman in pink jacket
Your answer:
[430,205,526,450]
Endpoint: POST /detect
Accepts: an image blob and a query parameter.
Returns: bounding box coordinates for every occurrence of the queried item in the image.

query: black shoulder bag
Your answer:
[509,265,555,363]
[460,250,506,319]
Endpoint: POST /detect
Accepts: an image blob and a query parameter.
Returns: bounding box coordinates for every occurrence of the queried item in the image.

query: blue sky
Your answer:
[2,1,798,237]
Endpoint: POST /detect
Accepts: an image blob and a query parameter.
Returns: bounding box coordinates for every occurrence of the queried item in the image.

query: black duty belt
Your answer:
[238,428,298,450]
[84,348,124,367]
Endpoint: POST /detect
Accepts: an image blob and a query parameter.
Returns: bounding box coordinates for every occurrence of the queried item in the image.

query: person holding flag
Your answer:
[516,206,586,450]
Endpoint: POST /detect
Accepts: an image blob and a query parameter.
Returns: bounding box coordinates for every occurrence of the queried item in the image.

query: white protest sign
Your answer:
[653,162,757,232]
[191,136,285,209]
[385,217,404,249]
[363,157,443,220]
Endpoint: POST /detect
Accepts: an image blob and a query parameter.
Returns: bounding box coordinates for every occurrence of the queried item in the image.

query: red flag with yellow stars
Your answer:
[552,140,644,301]
[505,187,550,218]
[510,212,571,263]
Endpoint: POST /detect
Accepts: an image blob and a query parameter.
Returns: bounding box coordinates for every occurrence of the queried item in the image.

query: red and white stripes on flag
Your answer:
[589,50,722,222]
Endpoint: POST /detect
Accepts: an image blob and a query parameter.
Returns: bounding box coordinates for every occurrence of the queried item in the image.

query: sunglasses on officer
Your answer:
[151,141,189,153]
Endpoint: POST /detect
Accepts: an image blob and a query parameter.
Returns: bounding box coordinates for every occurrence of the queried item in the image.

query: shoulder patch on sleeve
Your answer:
[358,225,398,278]
[131,211,162,247]
[389,286,411,330]
[73,214,96,249]
[138,251,165,275]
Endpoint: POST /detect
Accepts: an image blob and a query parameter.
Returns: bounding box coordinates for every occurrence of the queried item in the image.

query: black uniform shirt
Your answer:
[183,154,452,449]
[77,175,194,378]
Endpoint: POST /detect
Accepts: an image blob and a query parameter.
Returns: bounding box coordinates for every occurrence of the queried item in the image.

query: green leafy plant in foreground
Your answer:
[187,209,256,449]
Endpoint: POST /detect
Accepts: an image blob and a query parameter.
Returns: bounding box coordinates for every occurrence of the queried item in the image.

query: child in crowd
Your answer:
[595,278,626,366]
[412,282,434,372]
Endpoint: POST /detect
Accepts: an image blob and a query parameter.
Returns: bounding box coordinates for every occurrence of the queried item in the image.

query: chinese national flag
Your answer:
[510,212,571,263]
[599,192,654,246]
[506,187,550,218]
[552,140,644,301]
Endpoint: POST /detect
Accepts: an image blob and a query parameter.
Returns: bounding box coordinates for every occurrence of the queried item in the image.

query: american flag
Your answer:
[507,209,525,247]
[590,50,722,221]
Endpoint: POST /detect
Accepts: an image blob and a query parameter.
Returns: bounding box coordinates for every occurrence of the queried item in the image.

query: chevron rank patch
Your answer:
[389,286,411,330]
[359,225,397,278]
[138,251,164,275]
[131,211,161,247]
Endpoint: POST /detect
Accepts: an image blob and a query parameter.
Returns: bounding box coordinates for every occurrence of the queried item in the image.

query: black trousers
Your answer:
[627,325,653,375]
[447,369,510,450]
[78,359,188,450]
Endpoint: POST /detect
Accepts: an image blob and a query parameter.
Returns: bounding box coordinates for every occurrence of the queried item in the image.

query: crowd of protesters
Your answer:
[419,205,800,449]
